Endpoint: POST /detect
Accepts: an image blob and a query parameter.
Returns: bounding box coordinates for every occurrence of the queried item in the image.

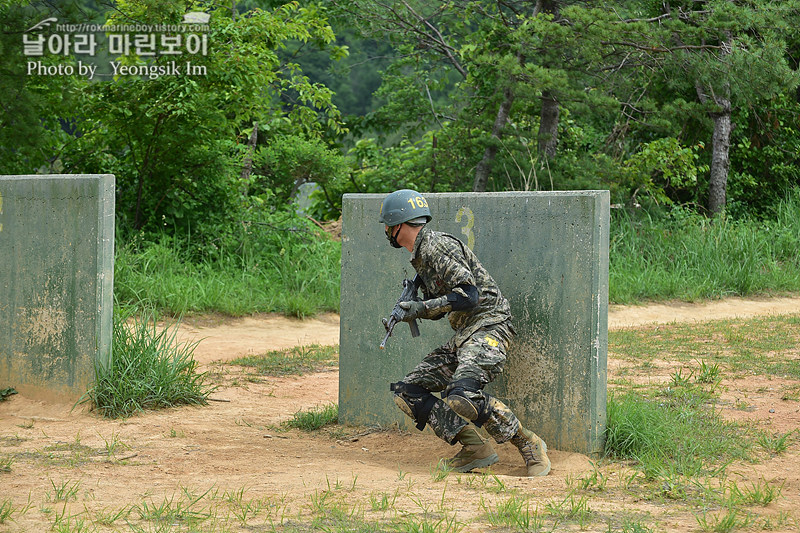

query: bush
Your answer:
[251,134,350,220]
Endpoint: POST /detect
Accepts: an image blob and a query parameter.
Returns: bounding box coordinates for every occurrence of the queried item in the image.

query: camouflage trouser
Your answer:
[395,322,520,445]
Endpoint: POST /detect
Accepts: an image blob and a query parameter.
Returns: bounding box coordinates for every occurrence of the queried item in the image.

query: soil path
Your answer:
[183,295,800,366]
[2,296,800,532]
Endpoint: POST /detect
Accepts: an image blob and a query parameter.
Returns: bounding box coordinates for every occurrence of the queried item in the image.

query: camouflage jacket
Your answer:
[410,225,513,345]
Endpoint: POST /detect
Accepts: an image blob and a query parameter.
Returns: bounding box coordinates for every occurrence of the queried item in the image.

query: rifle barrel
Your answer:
[379,318,396,349]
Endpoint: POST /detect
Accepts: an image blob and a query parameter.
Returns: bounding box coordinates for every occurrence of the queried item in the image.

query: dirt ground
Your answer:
[2,296,800,532]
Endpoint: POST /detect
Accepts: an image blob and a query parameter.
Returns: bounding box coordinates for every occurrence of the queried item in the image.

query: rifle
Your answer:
[380,274,422,349]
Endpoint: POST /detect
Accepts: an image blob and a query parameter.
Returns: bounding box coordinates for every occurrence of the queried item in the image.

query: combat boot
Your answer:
[443,426,499,473]
[510,426,551,477]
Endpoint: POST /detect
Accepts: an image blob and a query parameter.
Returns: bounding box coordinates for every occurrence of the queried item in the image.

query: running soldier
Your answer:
[379,189,551,476]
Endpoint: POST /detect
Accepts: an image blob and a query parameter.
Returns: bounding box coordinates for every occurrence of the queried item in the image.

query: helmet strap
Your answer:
[387,224,404,249]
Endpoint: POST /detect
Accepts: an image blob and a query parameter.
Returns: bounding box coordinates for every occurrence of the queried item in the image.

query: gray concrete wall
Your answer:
[0,175,115,401]
[339,192,609,455]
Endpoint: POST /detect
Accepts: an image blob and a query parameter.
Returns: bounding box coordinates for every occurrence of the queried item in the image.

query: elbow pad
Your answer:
[446,284,479,311]
[420,284,479,317]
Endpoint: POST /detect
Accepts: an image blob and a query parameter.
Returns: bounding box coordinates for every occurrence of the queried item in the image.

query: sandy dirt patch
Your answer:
[609,295,800,328]
[2,297,799,532]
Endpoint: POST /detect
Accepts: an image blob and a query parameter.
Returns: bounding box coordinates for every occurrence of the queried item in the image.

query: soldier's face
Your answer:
[385,224,403,249]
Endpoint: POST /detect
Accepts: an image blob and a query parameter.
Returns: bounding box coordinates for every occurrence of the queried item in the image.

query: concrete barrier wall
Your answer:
[0,175,115,401]
[339,192,609,455]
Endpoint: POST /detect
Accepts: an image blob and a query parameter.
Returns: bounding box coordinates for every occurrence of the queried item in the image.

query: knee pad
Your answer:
[390,381,437,431]
[443,378,491,427]
[393,394,416,419]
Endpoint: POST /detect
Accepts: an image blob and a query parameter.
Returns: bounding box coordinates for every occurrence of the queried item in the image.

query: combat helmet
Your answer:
[379,189,432,226]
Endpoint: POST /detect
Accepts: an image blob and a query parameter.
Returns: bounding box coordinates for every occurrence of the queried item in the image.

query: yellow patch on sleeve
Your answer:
[484,336,499,348]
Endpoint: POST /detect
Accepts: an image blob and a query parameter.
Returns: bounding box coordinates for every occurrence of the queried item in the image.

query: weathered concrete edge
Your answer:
[95,175,115,373]
[590,191,610,456]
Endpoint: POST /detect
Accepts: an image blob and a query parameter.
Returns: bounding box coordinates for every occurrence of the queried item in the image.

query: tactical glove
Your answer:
[399,296,449,321]
[398,300,427,321]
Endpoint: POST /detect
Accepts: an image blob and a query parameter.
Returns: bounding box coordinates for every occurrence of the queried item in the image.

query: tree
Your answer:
[331,0,583,192]
[729,93,800,216]
[0,0,90,174]
[63,0,346,235]
[610,0,800,214]
[331,1,647,193]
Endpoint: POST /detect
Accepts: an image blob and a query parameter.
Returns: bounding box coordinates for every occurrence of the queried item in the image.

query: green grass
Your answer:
[609,314,800,378]
[230,344,339,376]
[605,332,762,486]
[284,403,339,431]
[605,389,751,481]
[480,494,544,530]
[113,190,800,318]
[604,314,800,525]
[123,214,797,314]
[0,497,31,525]
[46,479,81,502]
[610,190,800,303]
[82,307,214,418]
[756,430,796,455]
[114,215,341,318]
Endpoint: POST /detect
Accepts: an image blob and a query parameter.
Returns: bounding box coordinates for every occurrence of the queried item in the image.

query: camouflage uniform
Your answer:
[399,225,521,444]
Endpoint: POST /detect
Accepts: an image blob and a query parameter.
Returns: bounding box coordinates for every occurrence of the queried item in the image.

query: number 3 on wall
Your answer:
[456,206,475,249]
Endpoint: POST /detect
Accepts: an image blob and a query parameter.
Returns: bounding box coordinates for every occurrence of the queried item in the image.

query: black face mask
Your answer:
[386,225,403,248]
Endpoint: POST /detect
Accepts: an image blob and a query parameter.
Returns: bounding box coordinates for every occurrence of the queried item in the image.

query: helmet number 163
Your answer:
[407,196,428,209]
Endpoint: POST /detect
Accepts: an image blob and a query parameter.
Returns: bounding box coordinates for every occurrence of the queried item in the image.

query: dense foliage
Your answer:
[113,188,800,316]
[610,190,800,303]
[325,0,800,216]
[114,210,341,316]
[2,0,800,314]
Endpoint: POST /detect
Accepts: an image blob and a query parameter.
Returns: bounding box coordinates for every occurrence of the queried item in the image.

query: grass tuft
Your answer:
[481,494,542,530]
[605,390,749,479]
[230,344,338,377]
[0,500,15,524]
[756,430,795,455]
[82,307,214,418]
[284,403,338,432]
